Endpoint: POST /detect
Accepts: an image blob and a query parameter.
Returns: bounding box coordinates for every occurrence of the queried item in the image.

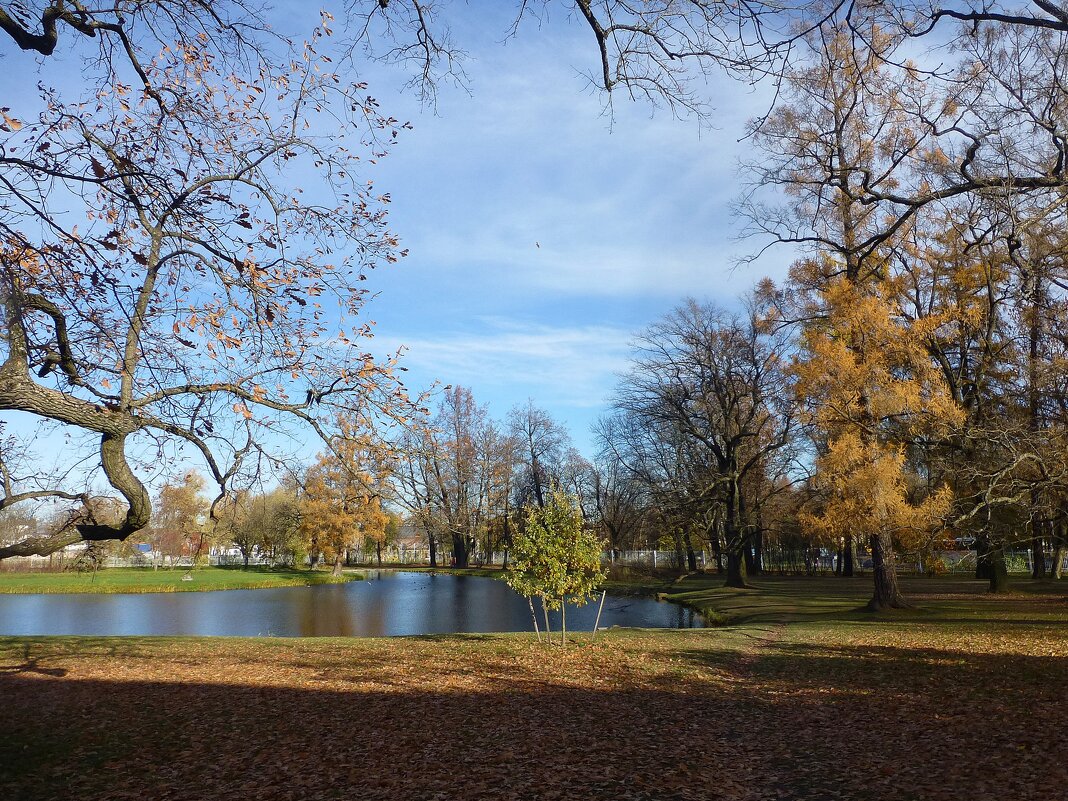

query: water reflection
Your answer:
[0,571,702,637]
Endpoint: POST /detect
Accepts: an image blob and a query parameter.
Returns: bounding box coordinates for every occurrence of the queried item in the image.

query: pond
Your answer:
[0,570,702,637]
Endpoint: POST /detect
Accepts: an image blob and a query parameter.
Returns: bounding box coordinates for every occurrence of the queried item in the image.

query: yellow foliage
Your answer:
[794,275,961,548]
[300,412,391,564]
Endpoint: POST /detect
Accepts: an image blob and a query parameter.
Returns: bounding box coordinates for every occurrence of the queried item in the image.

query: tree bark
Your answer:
[1031,529,1047,580]
[683,529,698,572]
[331,552,343,577]
[751,526,763,576]
[987,547,1010,593]
[711,524,723,573]
[1052,521,1065,580]
[1052,544,1064,580]
[725,550,748,588]
[452,533,469,568]
[975,532,994,580]
[671,527,687,576]
[842,533,855,577]
[428,532,437,568]
[867,530,907,611]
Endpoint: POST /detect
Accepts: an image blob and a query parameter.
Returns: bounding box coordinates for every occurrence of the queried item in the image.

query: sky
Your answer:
[324,1,794,454]
[1,1,797,494]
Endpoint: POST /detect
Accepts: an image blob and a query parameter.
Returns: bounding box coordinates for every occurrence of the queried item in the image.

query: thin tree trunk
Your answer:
[712,526,724,573]
[683,529,698,572]
[561,603,567,647]
[1052,543,1064,580]
[751,526,763,576]
[527,597,542,643]
[541,596,551,647]
[1031,529,1047,580]
[1052,520,1066,580]
[842,533,855,577]
[592,590,606,642]
[671,527,687,576]
[428,533,437,568]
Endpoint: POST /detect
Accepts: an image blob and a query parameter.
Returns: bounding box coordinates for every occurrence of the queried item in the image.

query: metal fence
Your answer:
[3,545,1065,574]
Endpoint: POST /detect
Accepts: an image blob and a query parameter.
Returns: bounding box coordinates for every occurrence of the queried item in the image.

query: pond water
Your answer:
[0,570,702,637]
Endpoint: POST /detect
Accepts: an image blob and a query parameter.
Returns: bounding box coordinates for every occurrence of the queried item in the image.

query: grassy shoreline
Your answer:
[0,565,362,594]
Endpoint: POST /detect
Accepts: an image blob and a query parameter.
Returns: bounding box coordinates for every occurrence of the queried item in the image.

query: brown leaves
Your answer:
[2,603,1066,801]
[0,108,23,132]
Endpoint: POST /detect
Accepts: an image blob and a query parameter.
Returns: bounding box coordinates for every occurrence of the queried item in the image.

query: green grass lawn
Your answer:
[660,572,1068,626]
[0,565,361,594]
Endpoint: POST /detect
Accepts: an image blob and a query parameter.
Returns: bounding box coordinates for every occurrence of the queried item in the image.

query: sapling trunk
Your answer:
[527,596,542,643]
[592,590,606,642]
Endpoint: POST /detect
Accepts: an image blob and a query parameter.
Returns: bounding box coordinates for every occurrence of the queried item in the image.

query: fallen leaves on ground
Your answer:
[0,589,1065,800]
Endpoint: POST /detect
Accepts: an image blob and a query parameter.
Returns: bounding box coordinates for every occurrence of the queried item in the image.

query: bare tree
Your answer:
[0,5,412,557]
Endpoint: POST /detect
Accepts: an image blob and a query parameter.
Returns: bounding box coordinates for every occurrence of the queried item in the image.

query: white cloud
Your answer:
[373,317,633,410]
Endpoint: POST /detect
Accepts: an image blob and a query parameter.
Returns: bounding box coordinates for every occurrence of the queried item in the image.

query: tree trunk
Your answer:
[842,533,855,577]
[527,597,542,643]
[711,526,723,573]
[1031,530,1047,580]
[541,596,551,647]
[867,530,907,611]
[1052,521,1065,580]
[1052,544,1065,580]
[331,552,343,577]
[671,527,687,576]
[988,547,1010,593]
[975,532,994,580]
[751,527,763,576]
[243,551,250,568]
[452,533,469,568]
[725,550,748,588]
[683,529,698,572]
[428,533,437,568]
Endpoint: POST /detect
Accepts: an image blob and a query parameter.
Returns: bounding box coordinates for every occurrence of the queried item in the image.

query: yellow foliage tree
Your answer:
[795,273,961,609]
[300,413,390,577]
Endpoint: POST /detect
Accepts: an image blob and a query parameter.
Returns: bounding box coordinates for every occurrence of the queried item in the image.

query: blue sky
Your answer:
[2,2,796,493]
[339,2,794,453]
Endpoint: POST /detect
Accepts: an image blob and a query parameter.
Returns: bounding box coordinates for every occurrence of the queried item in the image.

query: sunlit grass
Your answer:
[0,566,361,594]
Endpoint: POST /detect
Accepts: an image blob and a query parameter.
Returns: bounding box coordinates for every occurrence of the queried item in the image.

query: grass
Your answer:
[658,572,1068,626]
[0,575,1065,800]
[0,565,362,594]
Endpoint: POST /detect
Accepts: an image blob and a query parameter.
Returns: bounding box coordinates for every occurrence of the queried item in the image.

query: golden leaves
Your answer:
[796,276,961,547]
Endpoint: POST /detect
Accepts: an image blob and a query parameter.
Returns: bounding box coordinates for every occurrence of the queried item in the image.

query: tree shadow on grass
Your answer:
[0,641,67,677]
[3,636,1067,801]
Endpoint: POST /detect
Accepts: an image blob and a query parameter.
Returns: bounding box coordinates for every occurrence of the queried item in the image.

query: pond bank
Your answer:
[0,566,360,594]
